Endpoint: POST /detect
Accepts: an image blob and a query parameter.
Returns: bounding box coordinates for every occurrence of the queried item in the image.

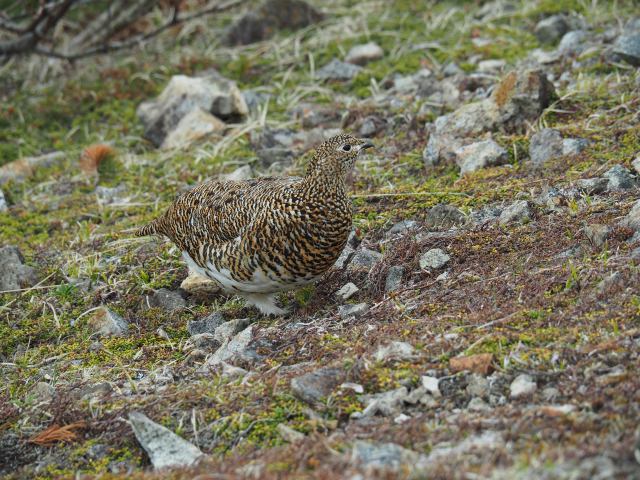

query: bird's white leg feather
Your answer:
[243,293,287,316]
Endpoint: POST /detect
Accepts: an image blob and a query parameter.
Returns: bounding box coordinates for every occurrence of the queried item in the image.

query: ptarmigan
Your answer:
[136,133,374,315]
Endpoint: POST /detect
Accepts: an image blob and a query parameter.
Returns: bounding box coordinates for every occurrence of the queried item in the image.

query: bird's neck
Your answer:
[302,159,347,196]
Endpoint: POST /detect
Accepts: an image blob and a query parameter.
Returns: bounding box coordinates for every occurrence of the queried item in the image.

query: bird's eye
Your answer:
[341,144,351,152]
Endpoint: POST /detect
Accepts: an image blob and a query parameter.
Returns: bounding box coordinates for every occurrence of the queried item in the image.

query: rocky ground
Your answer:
[1,0,640,478]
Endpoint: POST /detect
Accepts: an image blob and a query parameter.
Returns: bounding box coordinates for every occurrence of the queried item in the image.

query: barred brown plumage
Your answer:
[136,133,374,315]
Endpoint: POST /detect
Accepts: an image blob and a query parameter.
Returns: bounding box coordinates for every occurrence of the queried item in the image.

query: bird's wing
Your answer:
[163,177,299,246]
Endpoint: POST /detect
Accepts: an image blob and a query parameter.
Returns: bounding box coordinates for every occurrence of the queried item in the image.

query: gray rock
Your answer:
[558,30,588,55]
[189,333,220,351]
[336,282,359,300]
[316,59,362,81]
[584,224,611,248]
[575,177,609,195]
[620,200,640,231]
[224,0,323,46]
[374,341,415,362]
[207,325,257,366]
[423,69,556,166]
[499,200,532,225]
[597,272,623,296]
[613,33,640,66]
[95,184,127,206]
[128,411,203,470]
[632,155,640,175]
[137,73,247,147]
[384,266,404,293]
[0,246,37,291]
[358,116,384,138]
[510,374,537,399]
[424,204,466,229]
[386,220,419,237]
[219,165,253,182]
[421,376,441,397]
[529,128,563,166]
[419,248,450,270]
[187,312,226,336]
[361,387,409,417]
[535,15,570,44]
[345,42,384,65]
[0,151,65,185]
[146,288,186,312]
[32,382,55,403]
[562,138,589,156]
[477,59,507,73]
[161,108,225,149]
[334,244,355,269]
[290,367,343,404]
[467,397,491,412]
[0,188,7,212]
[466,373,489,398]
[604,165,637,191]
[88,307,129,337]
[214,318,251,345]
[349,247,383,271]
[351,441,427,473]
[242,90,271,114]
[443,62,464,77]
[454,139,509,174]
[338,303,369,319]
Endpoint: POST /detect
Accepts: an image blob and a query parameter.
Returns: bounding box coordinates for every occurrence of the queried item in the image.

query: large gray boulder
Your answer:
[137,74,247,147]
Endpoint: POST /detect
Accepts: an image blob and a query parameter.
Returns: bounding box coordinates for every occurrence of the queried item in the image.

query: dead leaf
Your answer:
[79,144,115,176]
[29,421,87,446]
[449,353,494,375]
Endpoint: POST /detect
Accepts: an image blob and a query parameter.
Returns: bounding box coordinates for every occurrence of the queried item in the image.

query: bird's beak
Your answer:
[359,141,375,152]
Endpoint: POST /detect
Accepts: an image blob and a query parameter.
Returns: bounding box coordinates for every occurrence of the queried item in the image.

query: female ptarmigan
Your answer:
[136,133,373,315]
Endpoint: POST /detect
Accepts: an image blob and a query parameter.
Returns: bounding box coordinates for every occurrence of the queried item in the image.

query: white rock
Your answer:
[510,374,537,399]
[0,188,7,212]
[419,248,450,270]
[161,108,226,149]
[421,376,441,397]
[128,411,203,470]
[477,59,507,73]
[345,42,384,65]
[336,282,359,300]
[340,382,364,394]
[207,325,255,366]
[374,341,415,362]
[454,139,509,174]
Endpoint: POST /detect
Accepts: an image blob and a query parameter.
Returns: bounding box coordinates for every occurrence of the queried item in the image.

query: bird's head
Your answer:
[307,133,374,179]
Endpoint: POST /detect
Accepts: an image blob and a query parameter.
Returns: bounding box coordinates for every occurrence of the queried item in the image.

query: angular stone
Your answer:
[575,177,609,195]
[336,282,359,300]
[316,59,362,81]
[334,244,355,269]
[384,266,404,293]
[558,30,588,55]
[128,411,203,470]
[0,246,37,291]
[349,248,383,271]
[604,165,637,191]
[499,200,532,225]
[214,318,251,345]
[345,42,384,65]
[385,220,419,237]
[529,128,563,166]
[146,288,186,312]
[161,108,225,149]
[454,139,509,174]
[419,248,450,270]
[535,15,570,44]
[584,224,611,248]
[338,303,369,319]
[187,312,226,336]
[207,325,256,366]
[361,387,409,417]
[466,373,490,398]
[619,200,640,231]
[562,138,589,156]
[224,0,324,46]
[613,33,640,66]
[374,341,415,362]
[88,307,129,337]
[137,74,247,147]
[290,367,344,404]
[510,374,537,399]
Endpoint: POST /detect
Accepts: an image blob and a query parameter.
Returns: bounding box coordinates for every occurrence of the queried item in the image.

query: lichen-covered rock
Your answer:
[604,165,637,191]
[0,246,37,291]
[534,15,571,44]
[224,0,324,46]
[137,74,247,147]
[454,139,509,174]
[499,200,532,225]
[206,325,258,366]
[419,248,450,270]
[128,412,203,470]
[613,33,640,66]
[291,367,344,404]
[529,128,564,166]
[619,200,640,232]
[384,266,404,293]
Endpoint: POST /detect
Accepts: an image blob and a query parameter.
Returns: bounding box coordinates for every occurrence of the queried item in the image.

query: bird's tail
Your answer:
[135,218,165,237]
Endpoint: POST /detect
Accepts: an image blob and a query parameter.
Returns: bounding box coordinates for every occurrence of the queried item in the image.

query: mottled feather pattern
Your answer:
[136,134,373,313]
